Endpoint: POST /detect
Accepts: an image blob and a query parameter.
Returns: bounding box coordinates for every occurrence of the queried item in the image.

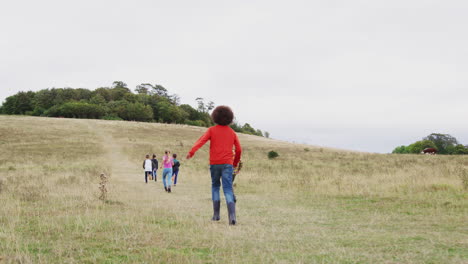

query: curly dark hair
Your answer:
[211,105,234,126]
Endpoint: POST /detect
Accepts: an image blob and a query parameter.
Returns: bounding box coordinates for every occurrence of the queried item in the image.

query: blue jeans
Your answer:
[210,164,234,203]
[162,168,173,188]
[152,169,157,181]
[173,169,179,185]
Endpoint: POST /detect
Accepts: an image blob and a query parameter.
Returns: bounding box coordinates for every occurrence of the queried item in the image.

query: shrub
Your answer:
[44,102,107,119]
[157,101,187,123]
[392,145,410,154]
[452,144,468,155]
[119,102,153,121]
[407,140,437,154]
[32,106,46,116]
[268,151,279,159]
[1,91,35,114]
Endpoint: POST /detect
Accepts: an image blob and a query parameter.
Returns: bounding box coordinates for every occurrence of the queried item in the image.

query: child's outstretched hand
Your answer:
[186,153,192,160]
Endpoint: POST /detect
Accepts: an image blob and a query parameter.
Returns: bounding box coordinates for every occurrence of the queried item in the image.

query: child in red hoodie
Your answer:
[186,106,242,225]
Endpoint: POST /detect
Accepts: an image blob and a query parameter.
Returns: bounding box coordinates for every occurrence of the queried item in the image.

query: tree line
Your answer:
[392,133,468,155]
[0,81,267,137]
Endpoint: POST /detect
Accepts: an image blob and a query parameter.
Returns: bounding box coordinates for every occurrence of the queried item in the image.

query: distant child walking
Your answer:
[186,105,242,225]
[172,154,181,186]
[161,150,174,193]
[151,154,158,181]
[142,154,153,183]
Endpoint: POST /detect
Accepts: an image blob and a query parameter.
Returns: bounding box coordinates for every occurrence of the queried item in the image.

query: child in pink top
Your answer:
[161,150,174,193]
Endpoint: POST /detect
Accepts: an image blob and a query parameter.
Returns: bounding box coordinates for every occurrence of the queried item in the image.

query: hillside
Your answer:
[0,115,467,263]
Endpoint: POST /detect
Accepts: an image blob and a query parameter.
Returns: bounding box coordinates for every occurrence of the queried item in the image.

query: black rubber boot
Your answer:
[227,202,236,225]
[212,200,220,221]
[164,187,167,192]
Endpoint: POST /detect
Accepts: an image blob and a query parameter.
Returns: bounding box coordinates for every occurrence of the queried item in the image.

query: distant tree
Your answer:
[206,101,215,112]
[107,81,132,101]
[157,101,187,123]
[135,93,151,105]
[73,88,93,101]
[1,91,35,114]
[255,129,263,137]
[179,104,200,120]
[230,122,242,132]
[106,100,128,117]
[109,87,131,101]
[89,94,106,105]
[31,106,46,116]
[44,102,107,119]
[170,94,181,105]
[264,131,270,138]
[423,133,458,154]
[195,97,206,112]
[152,85,169,98]
[407,140,437,154]
[448,144,468,155]
[392,145,410,154]
[123,93,138,103]
[112,81,128,89]
[52,88,67,105]
[93,87,112,101]
[32,89,55,109]
[135,83,152,95]
[241,123,257,135]
[118,102,153,121]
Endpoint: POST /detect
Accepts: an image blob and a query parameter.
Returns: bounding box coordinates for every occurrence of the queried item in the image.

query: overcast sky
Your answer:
[1,0,467,153]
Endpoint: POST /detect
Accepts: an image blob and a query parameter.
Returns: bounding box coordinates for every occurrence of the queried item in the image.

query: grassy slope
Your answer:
[0,115,466,264]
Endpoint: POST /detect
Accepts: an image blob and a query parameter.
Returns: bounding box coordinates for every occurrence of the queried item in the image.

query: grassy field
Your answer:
[0,115,467,264]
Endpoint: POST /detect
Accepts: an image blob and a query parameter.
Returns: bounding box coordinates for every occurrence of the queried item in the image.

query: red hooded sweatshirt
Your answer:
[188,125,242,166]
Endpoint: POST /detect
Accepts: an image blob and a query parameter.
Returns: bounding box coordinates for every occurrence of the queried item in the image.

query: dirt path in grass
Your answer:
[83,120,213,219]
[88,121,163,197]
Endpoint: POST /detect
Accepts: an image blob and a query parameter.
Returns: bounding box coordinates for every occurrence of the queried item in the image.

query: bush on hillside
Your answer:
[392,133,468,155]
[392,145,410,154]
[118,102,153,121]
[44,102,107,119]
[424,133,458,154]
[407,140,437,154]
[452,144,468,155]
[1,91,35,115]
[268,151,279,159]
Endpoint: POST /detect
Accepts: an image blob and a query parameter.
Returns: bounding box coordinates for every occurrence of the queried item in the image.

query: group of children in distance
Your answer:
[143,151,181,193]
[142,105,242,225]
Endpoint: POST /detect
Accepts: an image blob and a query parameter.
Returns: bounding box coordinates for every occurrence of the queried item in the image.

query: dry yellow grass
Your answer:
[0,115,467,263]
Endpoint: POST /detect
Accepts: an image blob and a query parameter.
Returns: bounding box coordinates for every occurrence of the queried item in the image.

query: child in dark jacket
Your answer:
[186,105,242,225]
[151,154,158,182]
[172,154,181,186]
